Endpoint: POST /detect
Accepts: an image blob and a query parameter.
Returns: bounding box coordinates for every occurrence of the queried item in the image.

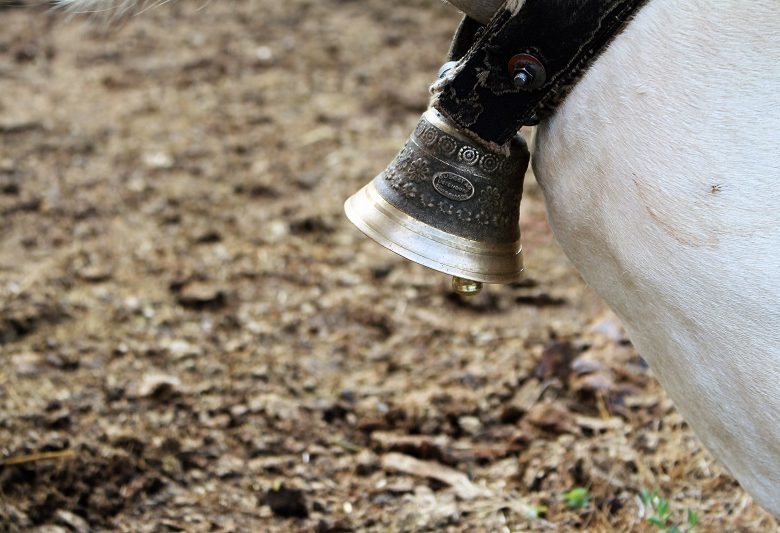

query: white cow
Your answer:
[60,0,780,516]
[449,0,780,515]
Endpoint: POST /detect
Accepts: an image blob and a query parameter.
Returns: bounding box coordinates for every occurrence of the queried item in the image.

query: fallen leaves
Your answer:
[1,1,773,531]
[525,400,580,435]
[500,378,543,423]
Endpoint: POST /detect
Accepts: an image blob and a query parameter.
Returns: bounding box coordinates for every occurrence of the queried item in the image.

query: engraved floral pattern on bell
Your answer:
[385,151,432,200]
[499,158,515,174]
[437,135,458,156]
[457,146,480,165]
[479,154,500,173]
[478,185,502,211]
[419,126,439,148]
[414,121,427,138]
[408,115,516,178]
[407,158,431,182]
[375,109,528,238]
[476,185,508,227]
[399,181,418,198]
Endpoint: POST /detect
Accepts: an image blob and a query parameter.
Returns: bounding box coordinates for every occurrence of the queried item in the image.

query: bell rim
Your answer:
[345,180,524,284]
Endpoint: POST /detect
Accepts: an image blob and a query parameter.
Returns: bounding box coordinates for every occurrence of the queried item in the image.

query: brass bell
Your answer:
[345,108,530,294]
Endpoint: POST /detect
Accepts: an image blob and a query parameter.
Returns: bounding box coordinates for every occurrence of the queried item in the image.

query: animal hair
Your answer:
[530,0,780,515]
[54,0,162,19]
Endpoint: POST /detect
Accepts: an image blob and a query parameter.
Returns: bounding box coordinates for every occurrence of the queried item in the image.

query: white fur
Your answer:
[446,0,506,23]
[449,0,780,516]
[55,0,142,16]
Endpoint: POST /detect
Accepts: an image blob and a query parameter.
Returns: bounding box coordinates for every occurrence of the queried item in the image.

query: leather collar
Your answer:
[434,0,649,145]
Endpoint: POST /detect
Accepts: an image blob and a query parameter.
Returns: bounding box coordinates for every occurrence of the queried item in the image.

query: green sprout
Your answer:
[562,487,591,509]
[640,489,699,532]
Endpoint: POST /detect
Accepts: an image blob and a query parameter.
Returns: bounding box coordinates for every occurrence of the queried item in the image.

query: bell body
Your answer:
[345,108,530,284]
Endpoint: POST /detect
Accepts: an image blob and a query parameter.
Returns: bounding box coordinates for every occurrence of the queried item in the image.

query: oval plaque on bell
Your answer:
[432,172,475,201]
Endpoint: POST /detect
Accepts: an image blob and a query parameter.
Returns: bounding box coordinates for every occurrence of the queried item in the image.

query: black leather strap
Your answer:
[435,0,649,145]
[447,16,484,61]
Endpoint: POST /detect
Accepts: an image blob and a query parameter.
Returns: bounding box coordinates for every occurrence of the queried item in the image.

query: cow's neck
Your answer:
[530,0,780,515]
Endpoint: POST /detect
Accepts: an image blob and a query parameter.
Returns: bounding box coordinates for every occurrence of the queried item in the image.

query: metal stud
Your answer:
[508,53,546,91]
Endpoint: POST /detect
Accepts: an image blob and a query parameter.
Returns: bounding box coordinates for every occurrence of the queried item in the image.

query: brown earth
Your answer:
[0,1,778,531]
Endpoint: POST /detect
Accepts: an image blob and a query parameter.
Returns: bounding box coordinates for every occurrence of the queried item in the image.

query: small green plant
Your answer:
[640,489,699,532]
[562,487,591,509]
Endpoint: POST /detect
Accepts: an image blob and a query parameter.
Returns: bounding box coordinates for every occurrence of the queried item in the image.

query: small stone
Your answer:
[229,404,249,420]
[78,263,112,283]
[255,46,274,62]
[12,351,43,377]
[355,449,379,476]
[176,281,226,309]
[266,220,289,243]
[215,455,244,479]
[55,510,90,533]
[127,175,147,192]
[571,355,606,375]
[130,373,183,399]
[165,339,202,360]
[458,416,482,436]
[32,526,68,533]
[143,151,175,169]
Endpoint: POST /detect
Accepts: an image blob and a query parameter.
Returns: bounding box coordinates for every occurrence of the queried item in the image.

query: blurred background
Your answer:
[0,1,775,530]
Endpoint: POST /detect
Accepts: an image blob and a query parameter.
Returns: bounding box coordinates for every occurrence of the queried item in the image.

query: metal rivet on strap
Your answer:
[508,53,546,90]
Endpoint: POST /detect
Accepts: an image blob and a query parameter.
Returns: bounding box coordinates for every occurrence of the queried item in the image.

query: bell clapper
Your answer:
[452,276,483,296]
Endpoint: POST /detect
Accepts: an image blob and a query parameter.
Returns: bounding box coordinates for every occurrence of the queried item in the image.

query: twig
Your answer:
[0,449,76,467]
[381,452,492,500]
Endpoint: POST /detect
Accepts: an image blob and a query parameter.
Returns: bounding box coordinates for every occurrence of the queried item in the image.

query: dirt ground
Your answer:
[0,1,777,531]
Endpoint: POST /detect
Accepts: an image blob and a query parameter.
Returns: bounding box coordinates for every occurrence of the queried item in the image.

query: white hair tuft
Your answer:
[54,0,146,18]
